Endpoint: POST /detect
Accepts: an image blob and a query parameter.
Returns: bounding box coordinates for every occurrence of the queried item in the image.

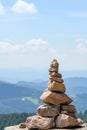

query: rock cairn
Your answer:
[20,59,83,129]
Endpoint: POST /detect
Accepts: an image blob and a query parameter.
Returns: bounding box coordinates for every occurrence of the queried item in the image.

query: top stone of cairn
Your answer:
[50,59,59,68]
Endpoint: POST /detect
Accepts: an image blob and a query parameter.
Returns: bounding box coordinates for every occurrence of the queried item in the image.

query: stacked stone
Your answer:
[22,59,83,130]
[37,59,83,128]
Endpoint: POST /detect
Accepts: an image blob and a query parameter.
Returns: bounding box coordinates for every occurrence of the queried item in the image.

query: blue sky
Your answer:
[0,0,87,71]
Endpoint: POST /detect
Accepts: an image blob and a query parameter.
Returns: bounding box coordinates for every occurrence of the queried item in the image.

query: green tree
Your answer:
[0,112,35,130]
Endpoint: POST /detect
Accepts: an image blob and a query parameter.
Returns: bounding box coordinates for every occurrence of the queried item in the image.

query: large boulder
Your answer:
[56,114,83,128]
[40,89,72,105]
[37,104,60,117]
[48,81,66,93]
[26,115,53,130]
[61,105,76,113]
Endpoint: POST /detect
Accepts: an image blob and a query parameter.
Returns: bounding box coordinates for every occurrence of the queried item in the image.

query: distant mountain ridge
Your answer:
[17,80,48,91]
[17,77,87,95]
[64,77,87,95]
[64,77,87,87]
[0,81,42,113]
[0,77,87,113]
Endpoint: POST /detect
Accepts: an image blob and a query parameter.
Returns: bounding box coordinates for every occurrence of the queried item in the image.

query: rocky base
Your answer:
[4,124,87,130]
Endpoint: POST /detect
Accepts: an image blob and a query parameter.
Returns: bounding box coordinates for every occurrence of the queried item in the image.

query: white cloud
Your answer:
[0,39,49,54]
[0,39,58,56]
[27,39,48,46]
[0,41,24,54]
[74,38,87,54]
[26,39,48,52]
[11,0,37,14]
[59,38,87,70]
[0,39,58,68]
[0,3,4,15]
[1,38,87,70]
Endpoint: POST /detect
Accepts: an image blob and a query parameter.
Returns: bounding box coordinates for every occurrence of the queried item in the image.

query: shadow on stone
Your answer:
[54,124,86,129]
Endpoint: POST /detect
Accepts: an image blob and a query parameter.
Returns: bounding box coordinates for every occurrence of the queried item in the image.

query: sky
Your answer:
[0,0,87,76]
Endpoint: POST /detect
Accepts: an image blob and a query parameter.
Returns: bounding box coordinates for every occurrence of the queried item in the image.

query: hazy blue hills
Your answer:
[0,77,87,113]
[17,80,48,91]
[17,77,87,95]
[0,81,42,99]
[73,93,87,112]
[64,77,87,95]
[0,81,42,113]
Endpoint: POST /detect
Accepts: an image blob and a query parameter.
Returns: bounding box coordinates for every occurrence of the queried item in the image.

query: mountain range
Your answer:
[0,77,87,113]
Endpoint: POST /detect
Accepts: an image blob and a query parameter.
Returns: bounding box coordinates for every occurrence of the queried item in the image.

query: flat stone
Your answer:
[61,105,76,113]
[48,81,66,93]
[50,77,64,83]
[26,115,53,129]
[49,67,58,73]
[56,114,83,128]
[61,110,76,118]
[37,104,60,117]
[49,72,62,78]
[40,89,73,105]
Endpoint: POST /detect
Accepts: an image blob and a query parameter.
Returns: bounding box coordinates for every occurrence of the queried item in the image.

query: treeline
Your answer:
[77,110,87,123]
[0,112,35,130]
[1,111,87,130]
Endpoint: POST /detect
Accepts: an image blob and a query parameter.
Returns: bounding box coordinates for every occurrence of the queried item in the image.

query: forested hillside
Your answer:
[0,113,34,130]
[1,111,87,130]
